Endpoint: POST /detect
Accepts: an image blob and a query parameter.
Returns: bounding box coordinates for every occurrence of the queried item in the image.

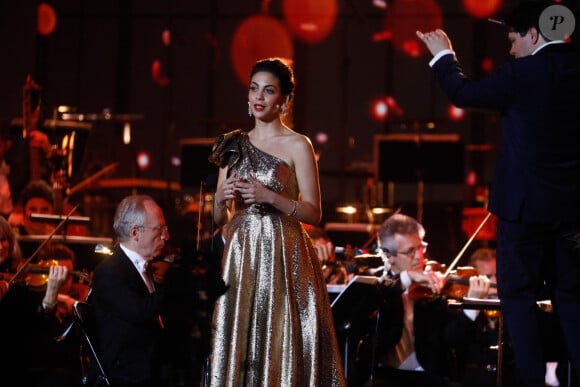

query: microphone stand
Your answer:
[55,287,93,342]
[196,181,205,251]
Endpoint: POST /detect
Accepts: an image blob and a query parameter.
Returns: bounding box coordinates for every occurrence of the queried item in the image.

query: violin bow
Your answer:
[9,204,80,286]
[443,211,493,278]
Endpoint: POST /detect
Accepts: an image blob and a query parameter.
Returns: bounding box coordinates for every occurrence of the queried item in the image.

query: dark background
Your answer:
[1,0,578,261]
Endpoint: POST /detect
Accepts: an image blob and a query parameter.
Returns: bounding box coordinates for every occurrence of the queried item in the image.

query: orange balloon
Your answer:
[231,15,293,86]
[386,0,442,57]
[282,0,338,44]
[37,3,57,36]
[462,0,503,19]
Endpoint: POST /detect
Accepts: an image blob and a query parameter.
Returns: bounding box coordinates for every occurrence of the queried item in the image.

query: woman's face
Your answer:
[248,71,285,121]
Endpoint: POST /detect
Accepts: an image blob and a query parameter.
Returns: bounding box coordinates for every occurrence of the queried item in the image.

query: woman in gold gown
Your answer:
[208,58,346,386]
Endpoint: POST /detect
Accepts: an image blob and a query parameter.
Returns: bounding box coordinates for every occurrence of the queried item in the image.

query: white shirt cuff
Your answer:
[400,270,412,290]
[429,49,454,67]
[463,309,479,321]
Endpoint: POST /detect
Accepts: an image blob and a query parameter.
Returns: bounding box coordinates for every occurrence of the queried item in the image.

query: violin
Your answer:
[409,262,497,302]
[4,259,90,291]
[409,212,494,302]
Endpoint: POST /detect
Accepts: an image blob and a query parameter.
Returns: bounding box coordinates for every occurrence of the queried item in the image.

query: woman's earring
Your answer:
[281,104,286,120]
[248,101,252,117]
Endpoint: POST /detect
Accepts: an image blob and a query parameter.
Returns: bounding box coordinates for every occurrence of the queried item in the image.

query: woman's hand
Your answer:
[233,173,269,204]
[217,171,238,206]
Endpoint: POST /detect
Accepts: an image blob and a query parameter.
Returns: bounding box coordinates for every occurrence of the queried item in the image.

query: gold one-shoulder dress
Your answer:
[209,132,346,386]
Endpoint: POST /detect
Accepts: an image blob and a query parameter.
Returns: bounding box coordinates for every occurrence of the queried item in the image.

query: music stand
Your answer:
[448,298,504,387]
[331,275,381,381]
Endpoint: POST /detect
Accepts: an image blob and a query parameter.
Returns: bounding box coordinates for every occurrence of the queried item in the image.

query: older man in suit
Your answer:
[91,195,169,387]
[417,2,580,385]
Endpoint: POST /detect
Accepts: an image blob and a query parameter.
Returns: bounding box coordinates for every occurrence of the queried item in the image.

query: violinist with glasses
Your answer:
[354,213,492,387]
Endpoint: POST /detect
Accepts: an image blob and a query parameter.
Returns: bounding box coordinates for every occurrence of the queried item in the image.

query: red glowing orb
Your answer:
[372,99,389,121]
[386,0,442,57]
[448,104,465,121]
[136,151,151,171]
[151,60,170,87]
[282,0,338,44]
[462,0,503,19]
[481,57,494,73]
[231,15,293,85]
[37,3,57,36]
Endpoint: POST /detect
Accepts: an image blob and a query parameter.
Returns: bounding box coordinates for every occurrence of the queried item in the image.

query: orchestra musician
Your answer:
[353,213,492,387]
[8,179,89,237]
[308,226,352,285]
[0,217,85,386]
[91,195,170,387]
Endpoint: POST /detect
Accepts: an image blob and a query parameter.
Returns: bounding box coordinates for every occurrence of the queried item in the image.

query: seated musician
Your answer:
[0,223,85,385]
[354,213,492,387]
[8,179,89,236]
[308,226,353,285]
[0,216,23,301]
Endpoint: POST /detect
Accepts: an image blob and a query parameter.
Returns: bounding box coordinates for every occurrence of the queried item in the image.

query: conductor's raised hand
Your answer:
[416,29,453,56]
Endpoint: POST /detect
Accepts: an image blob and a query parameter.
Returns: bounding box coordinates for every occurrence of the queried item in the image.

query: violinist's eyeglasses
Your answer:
[139,225,169,234]
[378,241,428,258]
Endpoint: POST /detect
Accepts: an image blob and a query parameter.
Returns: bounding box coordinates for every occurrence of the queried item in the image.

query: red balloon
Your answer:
[37,3,57,36]
[231,15,294,85]
[386,0,442,57]
[462,0,502,19]
[283,0,338,44]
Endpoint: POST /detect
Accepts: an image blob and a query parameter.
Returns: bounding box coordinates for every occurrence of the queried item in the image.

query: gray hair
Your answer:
[113,195,154,242]
[378,213,425,256]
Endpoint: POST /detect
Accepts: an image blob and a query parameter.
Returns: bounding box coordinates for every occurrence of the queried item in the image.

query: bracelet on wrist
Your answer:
[287,200,298,217]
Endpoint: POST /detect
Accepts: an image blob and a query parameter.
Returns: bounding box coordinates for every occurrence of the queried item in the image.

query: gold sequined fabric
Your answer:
[210,132,346,387]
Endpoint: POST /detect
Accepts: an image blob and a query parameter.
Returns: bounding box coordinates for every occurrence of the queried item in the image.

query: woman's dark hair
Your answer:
[250,58,295,100]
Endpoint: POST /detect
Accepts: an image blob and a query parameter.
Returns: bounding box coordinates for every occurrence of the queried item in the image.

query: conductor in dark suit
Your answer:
[91,195,169,387]
[417,2,580,385]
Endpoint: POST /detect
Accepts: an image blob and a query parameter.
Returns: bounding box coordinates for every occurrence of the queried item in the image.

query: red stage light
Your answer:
[481,57,494,73]
[136,151,151,171]
[282,0,338,44]
[371,99,389,121]
[37,3,57,36]
[151,60,170,87]
[386,0,442,58]
[231,15,293,85]
[448,104,465,121]
[462,0,502,19]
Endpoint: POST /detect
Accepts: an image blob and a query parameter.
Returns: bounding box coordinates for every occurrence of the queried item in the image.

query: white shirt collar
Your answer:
[120,243,148,273]
[532,40,565,55]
